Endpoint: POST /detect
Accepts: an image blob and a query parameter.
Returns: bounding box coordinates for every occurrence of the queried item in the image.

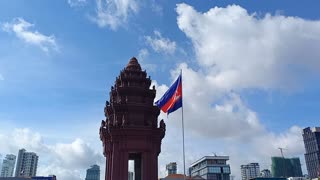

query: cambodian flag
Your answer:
[155,74,182,114]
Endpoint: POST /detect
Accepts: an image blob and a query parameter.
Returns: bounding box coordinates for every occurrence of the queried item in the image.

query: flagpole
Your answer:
[181,69,186,180]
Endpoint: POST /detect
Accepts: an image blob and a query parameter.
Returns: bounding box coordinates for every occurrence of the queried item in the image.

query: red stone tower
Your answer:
[99,57,166,180]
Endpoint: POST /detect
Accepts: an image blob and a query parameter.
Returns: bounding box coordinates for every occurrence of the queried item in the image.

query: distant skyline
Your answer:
[1,0,320,179]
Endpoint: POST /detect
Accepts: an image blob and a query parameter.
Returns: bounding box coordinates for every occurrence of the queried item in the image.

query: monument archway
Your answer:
[99,57,166,180]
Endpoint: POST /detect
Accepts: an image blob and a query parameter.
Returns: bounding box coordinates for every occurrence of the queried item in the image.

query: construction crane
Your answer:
[278,147,287,158]
[278,147,288,177]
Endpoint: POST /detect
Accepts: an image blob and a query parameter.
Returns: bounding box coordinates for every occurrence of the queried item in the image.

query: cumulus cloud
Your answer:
[67,0,86,7]
[176,3,320,91]
[252,126,305,157]
[91,0,139,30]
[153,62,304,177]
[138,48,149,62]
[145,30,177,54]
[154,64,263,139]
[0,128,103,179]
[38,165,82,180]
[162,3,320,140]
[156,4,317,177]
[0,128,47,153]
[52,138,103,169]
[2,18,58,52]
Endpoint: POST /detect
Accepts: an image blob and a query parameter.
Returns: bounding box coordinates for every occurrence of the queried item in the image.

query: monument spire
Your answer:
[100,57,166,180]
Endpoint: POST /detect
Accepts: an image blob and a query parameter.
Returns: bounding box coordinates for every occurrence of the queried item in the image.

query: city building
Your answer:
[166,162,177,176]
[0,154,16,177]
[241,163,260,180]
[0,178,29,180]
[189,155,231,180]
[31,175,56,180]
[85,165,100,180]
[271,157,302,178]
[287,177,307,180]
[15,149,38,177]
[0,175,56,180]
[160,174,204,180]
[0,154,2,172]
[302,127,320,179]
[128,172,133,180]
[260,169,272,178]
[250,178,286,180]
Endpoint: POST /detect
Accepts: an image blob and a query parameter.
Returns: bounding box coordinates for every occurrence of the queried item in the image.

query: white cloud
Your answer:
[2,18,58,52]
[52,138,103,169]
[145,30,177,54]
[155,4,318,177]
[0,74,4,81]
[138,48,149,62]
[0,128,103,179]
[252,126,305,157]
[153,64,304,177]
[38,165,82,180]
[0,128,47,153]
[91,0,139,30]
[163,3,320,140]
[176,3,320,91]
[67,0,86,7]
[154,64,264,140]
[150,0,163,16]
[231,126,305,177]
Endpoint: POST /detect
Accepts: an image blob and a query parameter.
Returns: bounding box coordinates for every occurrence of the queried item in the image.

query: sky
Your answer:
[0,0,320,179]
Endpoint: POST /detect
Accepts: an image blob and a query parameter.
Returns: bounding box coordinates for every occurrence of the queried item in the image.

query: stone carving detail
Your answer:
[99,57,165,180]
[103,57,160,128]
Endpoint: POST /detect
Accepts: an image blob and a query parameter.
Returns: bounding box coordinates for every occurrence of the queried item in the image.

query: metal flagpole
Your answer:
[181,69,186,180]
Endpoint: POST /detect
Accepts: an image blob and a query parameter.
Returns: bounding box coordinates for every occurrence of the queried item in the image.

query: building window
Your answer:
[208,174,218,180]
[200,168,208,175]
[208,167,221,173]
[223,167,230,173]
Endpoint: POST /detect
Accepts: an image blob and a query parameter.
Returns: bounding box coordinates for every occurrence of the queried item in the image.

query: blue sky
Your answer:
[1,0,320,179]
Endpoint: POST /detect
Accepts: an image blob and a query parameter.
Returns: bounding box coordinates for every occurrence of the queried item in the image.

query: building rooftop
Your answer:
[241,163,259,166]
[303,127,320,134]
[249,178,287,180]
[190,155,229,167]
[161,174,204,180]
[311,127,320,132]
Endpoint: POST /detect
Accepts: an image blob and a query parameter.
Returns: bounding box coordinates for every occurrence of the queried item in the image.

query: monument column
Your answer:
[119,151,128,180]
[99,57,166,180]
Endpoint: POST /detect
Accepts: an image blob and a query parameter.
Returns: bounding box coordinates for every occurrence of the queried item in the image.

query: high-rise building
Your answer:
[241,163,260,180]
[160,174,205,180]
[189,155,231,180]
[128,172,134,180]
[15,149,38,177]
[271,157,302,177]
[166,162,177,176]
[260,169,272,178]
[0,175,56,180]
[31,175,56,180]
[0,154,2,172]
[85,165,100,180]
[0,154,16,177]
[303,127,320,179]
[0,178,30,180]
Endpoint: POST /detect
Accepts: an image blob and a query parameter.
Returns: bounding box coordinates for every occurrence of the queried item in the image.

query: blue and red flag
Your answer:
[155,74,182,114]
